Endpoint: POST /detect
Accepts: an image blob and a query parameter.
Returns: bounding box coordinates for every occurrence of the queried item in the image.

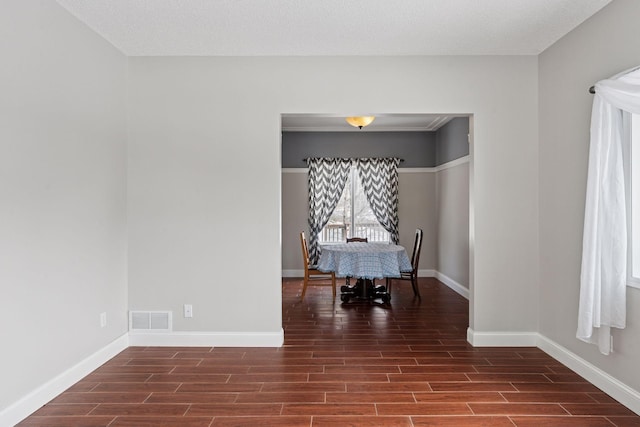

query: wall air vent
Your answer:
[129,311,172,332]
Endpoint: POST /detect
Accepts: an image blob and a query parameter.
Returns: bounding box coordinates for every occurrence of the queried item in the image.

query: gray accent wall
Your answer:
[282,118,469,169]
[282,131,436,168]
[436,117,470,165]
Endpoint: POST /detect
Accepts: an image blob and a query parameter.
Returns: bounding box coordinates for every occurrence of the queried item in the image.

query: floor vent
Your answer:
[129,311,172,332]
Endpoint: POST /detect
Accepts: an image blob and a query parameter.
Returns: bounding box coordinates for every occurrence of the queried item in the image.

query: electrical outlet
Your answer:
[100,312,107,328]
[184,304,193,318]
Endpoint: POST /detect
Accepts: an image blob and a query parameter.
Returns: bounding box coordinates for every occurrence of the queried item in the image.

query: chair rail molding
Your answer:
[281,155,470,175]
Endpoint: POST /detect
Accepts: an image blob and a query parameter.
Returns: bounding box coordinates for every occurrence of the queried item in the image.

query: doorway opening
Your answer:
[280,113,473,336]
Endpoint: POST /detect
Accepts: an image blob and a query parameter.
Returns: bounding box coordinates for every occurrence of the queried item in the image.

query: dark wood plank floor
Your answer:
[19,277,640,426]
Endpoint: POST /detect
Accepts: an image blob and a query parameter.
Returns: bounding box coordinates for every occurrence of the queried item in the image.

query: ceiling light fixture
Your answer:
[345,116,375,129]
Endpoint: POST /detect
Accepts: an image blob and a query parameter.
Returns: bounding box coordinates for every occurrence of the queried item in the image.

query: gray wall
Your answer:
[282,131,436,168]
[436,117,470,165]
[539,0,640,396]
[0,0,128,416]
[282,117,469,168]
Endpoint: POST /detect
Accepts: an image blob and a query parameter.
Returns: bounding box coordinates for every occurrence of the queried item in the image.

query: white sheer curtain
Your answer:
[577,66,640,355]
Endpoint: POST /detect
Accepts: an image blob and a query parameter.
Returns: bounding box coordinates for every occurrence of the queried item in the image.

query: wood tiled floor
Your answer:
[19,277,640,426]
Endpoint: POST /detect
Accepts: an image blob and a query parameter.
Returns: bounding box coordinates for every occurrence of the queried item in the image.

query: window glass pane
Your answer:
[352,171,390,242]
[319,169,389,243]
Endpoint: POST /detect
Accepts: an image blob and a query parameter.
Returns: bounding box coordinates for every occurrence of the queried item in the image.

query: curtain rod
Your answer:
[589,65,640,94]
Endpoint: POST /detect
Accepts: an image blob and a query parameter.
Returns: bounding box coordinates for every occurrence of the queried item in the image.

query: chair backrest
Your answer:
[346,237,368,243]
[300,231,310,269]
[411,229,423,273]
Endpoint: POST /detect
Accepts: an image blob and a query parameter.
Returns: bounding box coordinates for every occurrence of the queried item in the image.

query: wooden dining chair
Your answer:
[300,231,336,299]
[344,237,368,287]
[387,228,423,298]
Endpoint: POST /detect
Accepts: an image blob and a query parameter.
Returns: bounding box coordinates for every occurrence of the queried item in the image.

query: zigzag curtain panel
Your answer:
[355,158,401,244]
[306,158,353,264]
[306,157,401,264]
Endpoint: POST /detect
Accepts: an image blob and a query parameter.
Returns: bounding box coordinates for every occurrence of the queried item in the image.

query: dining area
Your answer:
[283,153,450,308]
[299,229,423,304]
[281,152,468,311]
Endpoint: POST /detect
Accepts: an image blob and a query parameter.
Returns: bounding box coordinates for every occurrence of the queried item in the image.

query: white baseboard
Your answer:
[417,269,469,300]
[537,335,640,415]
[0,333,129,427]
[2,329,283,425]
[433,271,469,299]
[128,329,285,347]
[282,269,303,278]
[464,330,640,415]
[466,328,539,347]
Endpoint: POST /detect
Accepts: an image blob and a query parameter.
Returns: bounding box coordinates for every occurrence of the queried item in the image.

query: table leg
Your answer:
[340,278,390,303]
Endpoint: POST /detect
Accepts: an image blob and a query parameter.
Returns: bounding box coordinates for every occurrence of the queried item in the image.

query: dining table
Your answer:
[316,242,412,303]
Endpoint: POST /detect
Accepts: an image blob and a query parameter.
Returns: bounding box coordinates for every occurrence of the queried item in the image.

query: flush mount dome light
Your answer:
[345,116,375,129]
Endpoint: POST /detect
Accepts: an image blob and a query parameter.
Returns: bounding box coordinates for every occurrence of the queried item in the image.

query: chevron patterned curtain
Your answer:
[307,158,353,263]
[355,158,401,244]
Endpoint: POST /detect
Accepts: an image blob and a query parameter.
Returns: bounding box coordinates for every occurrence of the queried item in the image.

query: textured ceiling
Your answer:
[56,0,611,56]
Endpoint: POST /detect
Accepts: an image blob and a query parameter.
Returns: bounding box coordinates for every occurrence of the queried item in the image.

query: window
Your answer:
[629,113,640,288]
[319,168,390,243]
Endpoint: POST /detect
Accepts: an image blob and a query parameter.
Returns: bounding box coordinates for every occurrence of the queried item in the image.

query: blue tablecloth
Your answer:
[317,242,412,279]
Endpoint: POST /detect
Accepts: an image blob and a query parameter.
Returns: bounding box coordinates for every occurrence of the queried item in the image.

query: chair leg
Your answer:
[301,275,308,300]
[386,278,392,294]
[411,275,420,298]
[331,274,336,298]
